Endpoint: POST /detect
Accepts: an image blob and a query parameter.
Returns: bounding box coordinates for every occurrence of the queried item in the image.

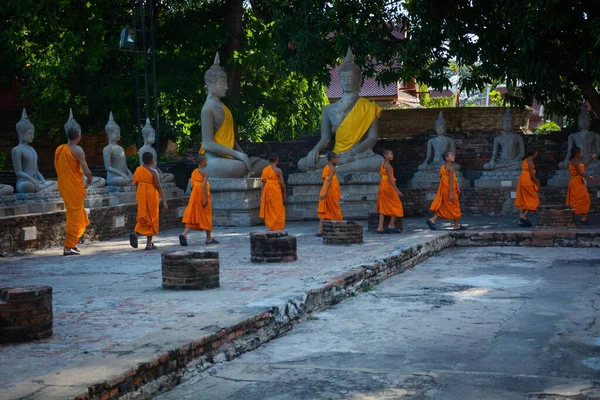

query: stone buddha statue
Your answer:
[483,108,525,171]
[418,112,461,171]
[64,109,106,188]
[199,52,268,178]
[11,108,59,193]
[297,47,383,173]
[103,112,134,186]
[558,107,599,170]
[138,118,175,183]
[0,184,14,196]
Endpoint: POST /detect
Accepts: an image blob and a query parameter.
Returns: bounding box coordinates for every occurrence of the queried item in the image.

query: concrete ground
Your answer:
[157,246,600,400]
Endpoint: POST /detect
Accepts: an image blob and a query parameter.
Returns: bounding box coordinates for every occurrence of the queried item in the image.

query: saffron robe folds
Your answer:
[318,165,343,220]
[377,163,404,217]
[515,159,540,211]
[566,162,590,215]
[259,166,285,231]
[133,166,160,236]
[199,104,234,158]
[333,98,382,154]
[183,169,212,231]
[429,164,461,220]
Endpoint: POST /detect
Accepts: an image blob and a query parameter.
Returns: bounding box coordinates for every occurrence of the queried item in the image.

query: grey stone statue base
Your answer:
[162,182,185,199]
[107,185,138,204]
[547,169,600,188]
[285,172,380,221]
[208,178,262,226]
[408,169,470,189]
[474,170,522,188]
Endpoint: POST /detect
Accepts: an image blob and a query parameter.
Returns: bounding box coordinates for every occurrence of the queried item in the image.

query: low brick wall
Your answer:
[0,286,53,344]
[250,231,297,263]
[452,230,600,247]
[162,251,220,290]
[538,205,576,229]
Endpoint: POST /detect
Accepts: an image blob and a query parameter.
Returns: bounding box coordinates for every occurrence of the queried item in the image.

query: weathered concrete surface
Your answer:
[157,247,600,400]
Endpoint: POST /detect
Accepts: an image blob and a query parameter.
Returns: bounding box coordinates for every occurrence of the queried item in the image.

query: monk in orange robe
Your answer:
[427,151,465,230]
[54,127,93,256]
[130,152,168,250]
[317,152,343,236]
[566,146,598,224]
[179,154,218,245]
[514,148,540,227]
[376,150,404,233]
[260,153,286,231]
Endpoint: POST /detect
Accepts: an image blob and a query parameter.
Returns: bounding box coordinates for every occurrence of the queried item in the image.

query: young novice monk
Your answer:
[317,151,342,237]
[566,146,598,224]
[376,150,404,233]
[259,153,286,230]
[427,151,465,230]
[130,152,168,250]
[179,154,218,245]
[515,148,540,227]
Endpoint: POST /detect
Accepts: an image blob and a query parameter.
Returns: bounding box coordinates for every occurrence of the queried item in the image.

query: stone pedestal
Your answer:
[538,205,576,229]
[83,188,119,208]
[162,251,220,290]
[107,185,137,204]
[162,182,185,199]
[210,178,262,226]
[408,169,469,189]
[0,188,118,216]
[250,231,297,263]
[0,286,53,343]
[547,169,600,188]
[323,220,363,245]
[474,170,521,188]
[285,172,379,221]
[0,195,29,217]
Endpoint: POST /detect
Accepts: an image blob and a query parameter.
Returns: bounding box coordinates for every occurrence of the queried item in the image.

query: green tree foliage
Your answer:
[533,121,561,135]
[418,83,455,108]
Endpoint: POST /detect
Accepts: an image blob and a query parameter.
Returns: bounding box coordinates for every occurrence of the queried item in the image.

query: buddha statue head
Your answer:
[435,111,447,136]
[16,108,35,144]
[105,112,121,142]
[204,52,228,98]
[502,108,512,133]
[578,106,590,131]
[142,118,156,145]
[338,47,362,93]
[64,108,82,138]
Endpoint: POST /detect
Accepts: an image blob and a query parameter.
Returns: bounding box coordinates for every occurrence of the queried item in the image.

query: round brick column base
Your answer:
[250,231,297,263]
[0,286,53,344]
[537,205,576,229]
[323,220,364,245]
[162,251,220,290]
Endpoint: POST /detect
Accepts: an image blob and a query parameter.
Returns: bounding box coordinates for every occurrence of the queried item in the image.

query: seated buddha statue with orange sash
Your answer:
[198,52,268,178]
[297,47,383,173]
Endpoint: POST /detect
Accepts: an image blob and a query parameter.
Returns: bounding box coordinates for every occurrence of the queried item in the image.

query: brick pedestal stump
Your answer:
[162,251,220,290]
[323,220,364,245]
[537,205,576,229]
[0,286,53,343]
[250,231,297,263]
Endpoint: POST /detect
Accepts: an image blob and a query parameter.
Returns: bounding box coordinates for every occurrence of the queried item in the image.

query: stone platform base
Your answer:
[0,286,53,343]
[474,170,521,188]
[285,172,380,221]
[0,188,118,216]
[210,178,262,226]
[538,205,576,229]
[107,185,137,204]
[547,169,600,188]
[408,170,469,189]
[250,231,297,263]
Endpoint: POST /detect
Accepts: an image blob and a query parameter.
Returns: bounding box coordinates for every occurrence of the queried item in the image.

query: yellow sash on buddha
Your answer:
[199,103,234,158]
[333,97,382,154]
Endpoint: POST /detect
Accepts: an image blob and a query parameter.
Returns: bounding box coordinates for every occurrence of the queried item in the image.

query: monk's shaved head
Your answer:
[67,127,80,141]
[142,151,154,165]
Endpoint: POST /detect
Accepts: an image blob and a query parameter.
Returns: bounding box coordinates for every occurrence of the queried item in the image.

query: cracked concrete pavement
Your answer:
[156,246,600,400]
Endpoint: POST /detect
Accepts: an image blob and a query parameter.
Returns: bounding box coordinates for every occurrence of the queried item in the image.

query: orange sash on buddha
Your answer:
[515,159,540,211]
[133,166,159,236]
[183,169,212,231]
[566,162,590,215]
[377,163,403,217]
[54,144,89,248]
[259,166,285,230]
[429,164,461,220]
[318,165,343,220]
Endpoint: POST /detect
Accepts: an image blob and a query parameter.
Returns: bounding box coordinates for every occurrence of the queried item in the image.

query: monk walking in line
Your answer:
[427,151,466,231]
[54,127,93,256]
[515,148,540,227]
[259,153,286,231]
[566,146,598,224]
[316,152,342,237]
[130,152,168,250]
[179,154,218,246]
[376,150,404,234]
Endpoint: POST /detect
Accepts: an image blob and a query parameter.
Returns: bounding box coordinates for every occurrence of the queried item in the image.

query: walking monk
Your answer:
[259,153,286,231]
[54,126,93,256]
[179,154,218,246]
[317,152,343,236]
[566,146,598,224]
[515,148,540,227]
[130,152,168,250]
[376,150,404,233]
[427,151,466,230]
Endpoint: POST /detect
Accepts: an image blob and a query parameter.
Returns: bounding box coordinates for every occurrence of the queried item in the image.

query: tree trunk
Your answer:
[223,0,243,113]
[576,74,600,118]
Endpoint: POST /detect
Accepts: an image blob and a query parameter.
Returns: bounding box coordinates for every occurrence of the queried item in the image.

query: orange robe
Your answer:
[514,159,540,211]
[259,166,285,230]
[133,166,159,236]
[566,162,590,215]
[54,144,89,248]
[377,163,404,217]
[318,165,343,220]
[182,169,212,231]
[429,164,461,220]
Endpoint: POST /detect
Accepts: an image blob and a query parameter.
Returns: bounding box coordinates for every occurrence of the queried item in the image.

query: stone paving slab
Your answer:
[1,216,599,399]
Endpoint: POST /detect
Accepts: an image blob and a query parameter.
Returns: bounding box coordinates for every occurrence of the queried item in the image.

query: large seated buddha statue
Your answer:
[103,112,134,186]
[297,47,383,173]
[199,52,268,178]
[419,112,461,171]
[138,118,175,183]
[482,108,525,171]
